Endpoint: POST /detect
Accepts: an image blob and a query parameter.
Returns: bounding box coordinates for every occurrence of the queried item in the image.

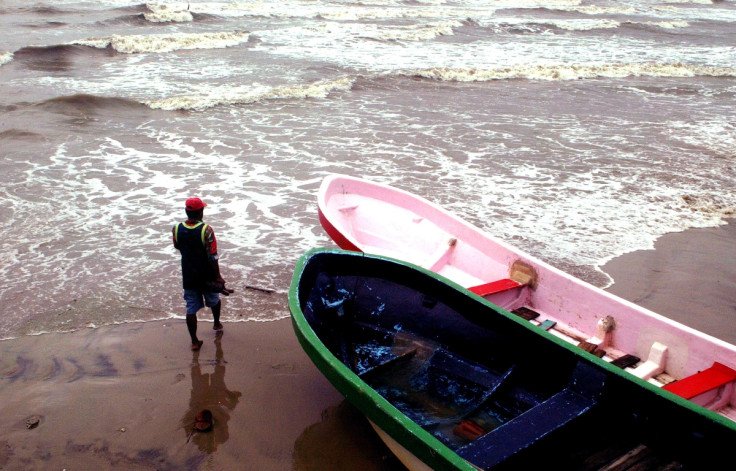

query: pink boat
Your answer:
[318,173,736,424]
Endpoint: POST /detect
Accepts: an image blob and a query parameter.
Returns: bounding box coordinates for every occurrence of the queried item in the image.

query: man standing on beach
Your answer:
[173,197,226,350]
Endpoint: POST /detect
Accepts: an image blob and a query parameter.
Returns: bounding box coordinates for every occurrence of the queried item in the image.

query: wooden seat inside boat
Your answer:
[468,261,537,297]
[663,362,736,400]
[468,278,523,297]
[511,307,540,321]
[457,361,606,470]
[369,347,515,428]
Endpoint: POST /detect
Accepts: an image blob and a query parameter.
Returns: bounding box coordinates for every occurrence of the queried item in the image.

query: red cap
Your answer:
[185,197,207,211]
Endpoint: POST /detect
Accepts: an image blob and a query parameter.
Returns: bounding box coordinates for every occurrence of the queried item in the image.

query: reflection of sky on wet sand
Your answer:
[293,400,406,471]
[182,332,242,453]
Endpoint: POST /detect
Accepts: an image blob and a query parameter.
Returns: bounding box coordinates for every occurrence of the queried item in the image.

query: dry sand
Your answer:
[1,220,734,470]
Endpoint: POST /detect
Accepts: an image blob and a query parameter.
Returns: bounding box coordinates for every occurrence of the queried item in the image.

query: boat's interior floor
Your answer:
[346,322,712,470]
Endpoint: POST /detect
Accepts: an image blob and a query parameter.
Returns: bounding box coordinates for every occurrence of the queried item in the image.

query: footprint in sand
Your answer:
[38,358,63,380]
[1,356,33,381]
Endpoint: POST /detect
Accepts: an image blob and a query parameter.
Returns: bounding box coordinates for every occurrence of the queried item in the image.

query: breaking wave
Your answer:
[143,3,194,23]
[0,52,12,67]
[145,77,355,111]
[405,63,736,82]
[551,19,689,32]
[640,20,690,30]
[488,17,691,34]
[548,19,620,30]
[73,30,251,54]
[497,5,635,16]
[563,6,635,15]
[366,20,462,41]
[494,19,620,32]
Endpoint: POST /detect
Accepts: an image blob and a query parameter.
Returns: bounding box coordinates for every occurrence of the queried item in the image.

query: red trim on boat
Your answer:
[318,208,361,252]
[468,279,522,297]
[663,362,736,399]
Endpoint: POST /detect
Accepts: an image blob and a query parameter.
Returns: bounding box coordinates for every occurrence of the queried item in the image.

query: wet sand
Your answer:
[0,319,405,471]
[603,218,736,346]
[1,220,734,470]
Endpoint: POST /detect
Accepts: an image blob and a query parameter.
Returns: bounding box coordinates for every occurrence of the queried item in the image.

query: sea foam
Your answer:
[145,77,355,110]
[640,21,690,29]
[73,31,251,54]
[550,19,620,30]
[371,21,462,41]
[566,6,635,15]
[144,3,194,23]
[0,52,13,67]
[406,63,736,82]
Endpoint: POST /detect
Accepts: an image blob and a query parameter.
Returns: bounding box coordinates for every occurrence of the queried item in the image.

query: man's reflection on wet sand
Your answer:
[182,332,242,453]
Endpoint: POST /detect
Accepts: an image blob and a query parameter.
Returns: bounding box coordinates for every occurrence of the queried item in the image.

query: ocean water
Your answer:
[1,0,734,339]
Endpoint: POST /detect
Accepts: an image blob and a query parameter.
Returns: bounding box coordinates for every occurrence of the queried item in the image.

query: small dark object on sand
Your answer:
[25,415,41,429]
[245,284,274,294]
[194,409,213,432]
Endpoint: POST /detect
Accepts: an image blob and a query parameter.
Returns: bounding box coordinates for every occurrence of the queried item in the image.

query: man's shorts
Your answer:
[183,290,220,315]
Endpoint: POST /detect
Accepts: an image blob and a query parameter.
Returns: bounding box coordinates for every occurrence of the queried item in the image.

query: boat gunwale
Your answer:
[288,248,736,470]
